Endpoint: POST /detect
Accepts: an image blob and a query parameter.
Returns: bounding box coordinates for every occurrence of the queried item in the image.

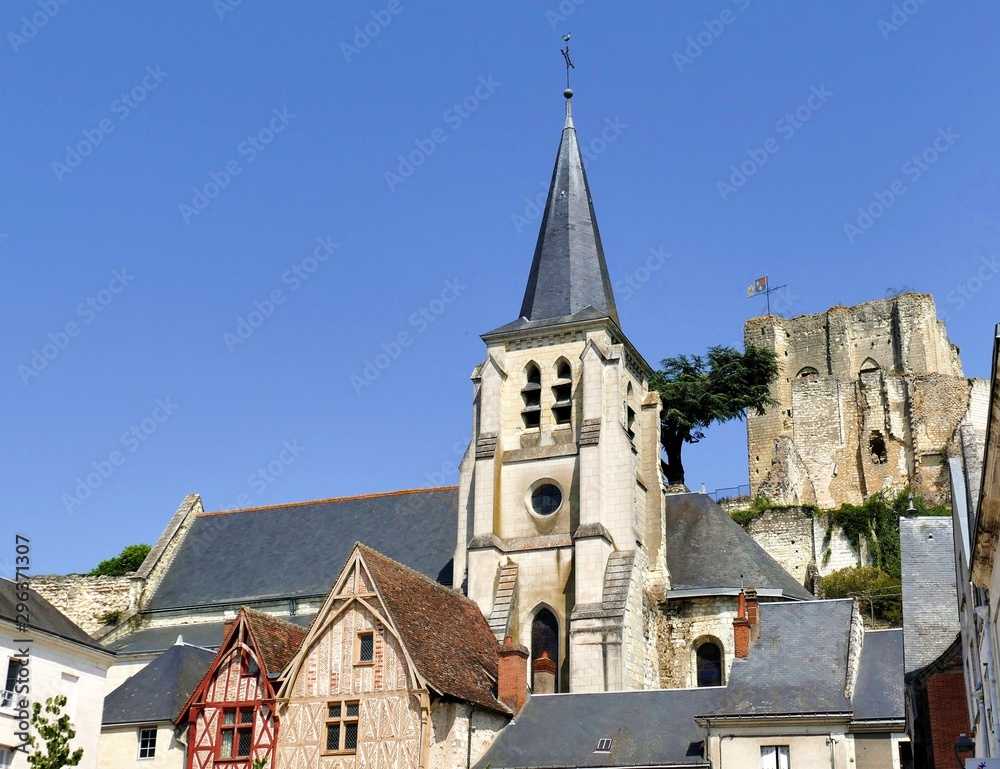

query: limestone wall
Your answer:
[746,293,983,509]
[427,701,508,769]
[31,574,134,636]
[656,596,737,689]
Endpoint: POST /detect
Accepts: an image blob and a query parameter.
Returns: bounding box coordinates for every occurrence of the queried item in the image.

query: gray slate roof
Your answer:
[900,517,959,672]
[147,487,457,611]
[477,688,721,769]
[712,599,854,716]
[663,494,814,599]
[491,98,618,336]
[102,643,216,725]
[853,629,904,721]
[0,578,108,654]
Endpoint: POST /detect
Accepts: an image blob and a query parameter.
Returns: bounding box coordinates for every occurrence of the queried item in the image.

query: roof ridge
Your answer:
[200,485,459,517]
[240,606,309,633]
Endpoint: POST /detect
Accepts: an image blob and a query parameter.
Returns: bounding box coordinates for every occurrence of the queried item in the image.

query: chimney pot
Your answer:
[532,653,557,694]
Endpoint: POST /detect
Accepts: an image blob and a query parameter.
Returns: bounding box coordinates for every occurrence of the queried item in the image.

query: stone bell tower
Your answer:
[454,89,666,693]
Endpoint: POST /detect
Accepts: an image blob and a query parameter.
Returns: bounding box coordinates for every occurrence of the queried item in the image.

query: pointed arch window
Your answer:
[625,382,636,439]
[531,608,559,691]
[522,363,541,429]
[552,359,572,426]
[860,357,880,374]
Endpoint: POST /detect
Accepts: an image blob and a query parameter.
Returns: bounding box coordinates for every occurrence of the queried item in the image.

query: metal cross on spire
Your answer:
[560,34,574,93]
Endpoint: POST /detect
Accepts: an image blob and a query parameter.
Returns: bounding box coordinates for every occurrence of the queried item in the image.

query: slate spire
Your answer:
[518,91,619,327]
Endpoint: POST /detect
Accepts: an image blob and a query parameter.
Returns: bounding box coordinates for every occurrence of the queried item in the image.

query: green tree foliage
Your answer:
[26,695,83,769]
[649,345,779,486]
[88,543,151,576]
[820,566,903,627]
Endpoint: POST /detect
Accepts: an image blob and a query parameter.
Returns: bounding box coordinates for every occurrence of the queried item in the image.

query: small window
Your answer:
[325,700,360,754]
[595,738,612,752]
[2,660,23,708]
[625,383,636,439]
[138,727,157,760]
[760,745,790,769]
[357,632,374,663]
[219,707,254,759]
[869,431,888,464]
[522,363,542,429]
[0,748,12,768]
[530,484,562,516]
[696,641,723,687]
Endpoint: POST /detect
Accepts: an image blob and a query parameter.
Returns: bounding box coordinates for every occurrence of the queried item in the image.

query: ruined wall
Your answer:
[656,596,737,689]
[31,574,134,636]
[746,294,983,509]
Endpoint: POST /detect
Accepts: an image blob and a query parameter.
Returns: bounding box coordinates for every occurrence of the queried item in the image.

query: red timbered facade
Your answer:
[176,608,306,769]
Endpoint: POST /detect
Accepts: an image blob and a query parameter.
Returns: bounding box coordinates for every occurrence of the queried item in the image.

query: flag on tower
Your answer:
[747,276,768,297]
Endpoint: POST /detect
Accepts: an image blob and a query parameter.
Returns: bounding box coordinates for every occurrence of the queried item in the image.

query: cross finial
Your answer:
[560,34,574,96]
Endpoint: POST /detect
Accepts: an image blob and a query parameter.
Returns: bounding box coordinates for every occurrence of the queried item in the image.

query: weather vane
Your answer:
[560,34,574,93]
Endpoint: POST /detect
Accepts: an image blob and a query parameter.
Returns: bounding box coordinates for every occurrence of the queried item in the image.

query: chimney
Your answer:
[733,589,751,659]
[532,652,557,694]
[745,587,759,642]
[497,637,529,712]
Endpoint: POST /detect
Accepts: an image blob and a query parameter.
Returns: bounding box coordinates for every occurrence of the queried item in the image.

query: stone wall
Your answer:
[31,574,134,636]
[746,293,985,509]
[657,596,737,689]
[427,701,508,769]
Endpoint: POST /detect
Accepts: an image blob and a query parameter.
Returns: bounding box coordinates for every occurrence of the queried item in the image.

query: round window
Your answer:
[530,483,562,516]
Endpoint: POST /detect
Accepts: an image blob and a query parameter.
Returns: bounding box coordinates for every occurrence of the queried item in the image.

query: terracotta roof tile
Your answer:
[358,545,509,714]
[242,608,308,676]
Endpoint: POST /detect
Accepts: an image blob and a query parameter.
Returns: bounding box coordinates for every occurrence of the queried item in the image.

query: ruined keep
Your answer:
[746,293,988,509]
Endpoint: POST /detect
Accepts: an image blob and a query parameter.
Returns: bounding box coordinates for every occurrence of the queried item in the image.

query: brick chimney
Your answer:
[733,588,760,659]
[532,651,557,694]
[497,637,529,712]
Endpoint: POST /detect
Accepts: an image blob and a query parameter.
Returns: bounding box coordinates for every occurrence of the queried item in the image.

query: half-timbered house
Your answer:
[176,608,307,769]
[276,544,513,769]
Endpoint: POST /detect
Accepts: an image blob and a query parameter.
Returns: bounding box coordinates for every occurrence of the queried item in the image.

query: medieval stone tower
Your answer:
[453,92,665,694]
[746,293,988,508]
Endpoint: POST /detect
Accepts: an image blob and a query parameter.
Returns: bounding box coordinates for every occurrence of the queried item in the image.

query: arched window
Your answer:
[552,359,572,426]
[522,363,541,429]
[625,382,636,439]
[695,640,723,687]
[531,608,559,691]
[795,366,819,379]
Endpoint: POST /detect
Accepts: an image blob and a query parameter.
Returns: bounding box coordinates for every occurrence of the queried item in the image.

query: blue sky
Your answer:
[3,1,999,574]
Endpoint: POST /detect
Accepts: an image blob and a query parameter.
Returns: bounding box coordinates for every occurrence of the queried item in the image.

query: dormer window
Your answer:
[522,363,541,429]
[552,359,572,426]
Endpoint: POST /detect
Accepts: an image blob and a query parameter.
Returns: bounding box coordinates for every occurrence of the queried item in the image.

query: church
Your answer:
[24,85,907,769]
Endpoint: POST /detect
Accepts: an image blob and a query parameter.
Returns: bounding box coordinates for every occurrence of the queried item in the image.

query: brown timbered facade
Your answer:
[276,544,510,769]
[177,608,306,769]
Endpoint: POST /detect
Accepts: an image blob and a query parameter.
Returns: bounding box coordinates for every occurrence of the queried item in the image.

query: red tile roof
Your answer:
[358,545,509,714]
[243,608,308,676]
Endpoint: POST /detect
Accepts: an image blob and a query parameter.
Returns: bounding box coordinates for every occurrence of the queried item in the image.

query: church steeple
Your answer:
[517,90,619,328]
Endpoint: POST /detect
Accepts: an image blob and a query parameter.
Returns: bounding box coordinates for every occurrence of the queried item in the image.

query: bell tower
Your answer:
[454,87,666,693]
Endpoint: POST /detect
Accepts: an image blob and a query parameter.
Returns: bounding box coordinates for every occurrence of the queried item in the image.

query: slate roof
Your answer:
[0,577,109,654]
[710,599,855,716]
[489,97,618,337]
[853,629,904,721]
[359,545,509,714]
[663,494,814,600]
[102,642,216,725]
[900,516,959,672]
[243,607,308,676]
[477,688,721,768]
[147,487,458,611]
